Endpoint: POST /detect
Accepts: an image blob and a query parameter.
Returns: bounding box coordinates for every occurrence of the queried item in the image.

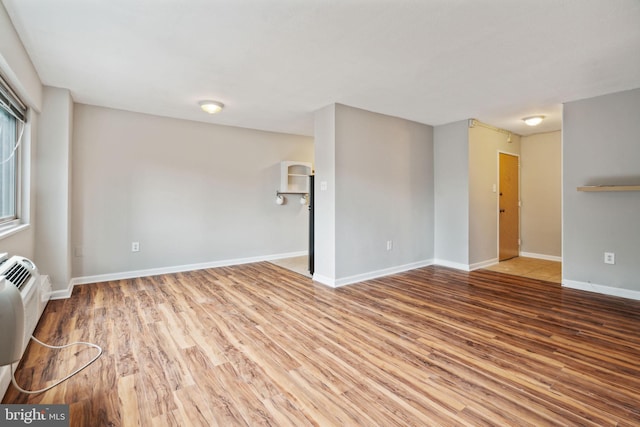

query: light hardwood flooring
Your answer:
[268,255,310,278]
[483,256,562,283]
[3,263,640,426]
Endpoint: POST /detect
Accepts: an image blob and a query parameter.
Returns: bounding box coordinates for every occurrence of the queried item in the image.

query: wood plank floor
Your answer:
[3,263,640,426]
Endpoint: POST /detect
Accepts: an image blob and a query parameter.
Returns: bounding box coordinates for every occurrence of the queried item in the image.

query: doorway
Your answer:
[483,133,562,284]
[268,173,314,279]
[498,152,519,261]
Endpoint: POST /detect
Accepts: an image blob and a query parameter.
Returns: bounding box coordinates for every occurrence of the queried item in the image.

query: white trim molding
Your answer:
[311,273,336,288]
[433,259,470,271]
[0,223,30,241]
[469,258,499,271]
[50,281,74,300]
[520,252,562,262]
[562,279,640,301]
[313,259,434,288]
[64,251,307,298]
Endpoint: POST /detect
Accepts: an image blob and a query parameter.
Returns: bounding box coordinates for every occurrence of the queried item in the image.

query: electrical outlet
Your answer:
[604,252,615,264]
[132,242,140,252]
[386,240,393,251]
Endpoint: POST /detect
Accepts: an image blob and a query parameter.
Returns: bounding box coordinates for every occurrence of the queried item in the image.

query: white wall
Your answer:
[434,120,469,268]
[563,88,640,298]
[520,131,561,258]
[314,104,434,286]
[72,104,313,280]
[313,104,336,282]
[34,87,73,291]
[468,125,520,267]
[0,2,42,260]
[334,104,434,280]
[0,3,41,111]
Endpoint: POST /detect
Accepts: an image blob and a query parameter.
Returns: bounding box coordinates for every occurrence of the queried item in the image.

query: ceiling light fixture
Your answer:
[522,115,545,126]
[199,100,224,114]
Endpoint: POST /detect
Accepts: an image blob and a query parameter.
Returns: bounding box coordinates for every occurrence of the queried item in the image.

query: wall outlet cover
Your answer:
[604,252,615,264]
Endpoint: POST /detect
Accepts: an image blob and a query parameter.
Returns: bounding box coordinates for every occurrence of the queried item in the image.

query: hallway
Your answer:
[483,257,561,283]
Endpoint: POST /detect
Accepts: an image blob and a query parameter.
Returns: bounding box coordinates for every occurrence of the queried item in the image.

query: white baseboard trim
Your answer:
[311,273,336,287]
[520,252,562,262]
[50,281,74,300]
[64,251,307,298]
[433,259,470,271]
[434,254,561,273]
[469,258,499,271]
[313,259,434,288]
[562,279,640,301]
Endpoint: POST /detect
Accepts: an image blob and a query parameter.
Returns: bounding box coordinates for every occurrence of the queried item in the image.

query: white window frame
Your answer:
[0,73,29,239]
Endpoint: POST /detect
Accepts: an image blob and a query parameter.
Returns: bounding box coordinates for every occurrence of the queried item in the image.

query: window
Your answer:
[0,75,27,231]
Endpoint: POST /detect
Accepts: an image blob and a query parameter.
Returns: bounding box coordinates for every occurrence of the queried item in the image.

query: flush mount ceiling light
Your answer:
[199,100,224,114]
[522,115,545,126]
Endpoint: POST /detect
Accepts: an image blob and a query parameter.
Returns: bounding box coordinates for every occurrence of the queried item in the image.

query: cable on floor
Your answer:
[11,335,103,395]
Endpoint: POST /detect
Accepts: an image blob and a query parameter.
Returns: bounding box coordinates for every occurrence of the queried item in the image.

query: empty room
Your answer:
[1,1,639,426]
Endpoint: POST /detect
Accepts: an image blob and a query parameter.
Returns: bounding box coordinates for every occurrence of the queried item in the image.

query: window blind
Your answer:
[0,74,26,122]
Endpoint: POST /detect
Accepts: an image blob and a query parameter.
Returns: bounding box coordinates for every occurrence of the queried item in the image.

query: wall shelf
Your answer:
[577,185,640,192]
[280,161,312,194]
[276,161,312,205]
[276,191,308,195]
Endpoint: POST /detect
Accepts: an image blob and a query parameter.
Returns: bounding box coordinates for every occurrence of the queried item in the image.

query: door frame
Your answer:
[496,151,521,261]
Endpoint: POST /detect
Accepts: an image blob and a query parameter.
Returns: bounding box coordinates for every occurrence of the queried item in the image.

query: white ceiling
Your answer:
[3,0,640,137]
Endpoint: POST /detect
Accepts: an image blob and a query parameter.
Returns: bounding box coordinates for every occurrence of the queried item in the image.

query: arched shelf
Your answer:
[280,161,312,194]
